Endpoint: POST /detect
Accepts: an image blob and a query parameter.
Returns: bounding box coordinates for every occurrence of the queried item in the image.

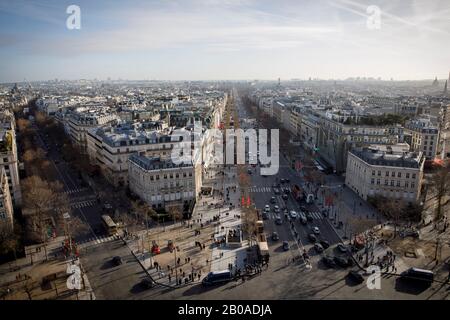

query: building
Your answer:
[86,121,175,187]
[128,154,195,211]
[65,106,117,153]
[0,167,14,230]
[404,118,439,160]
[0,111,21,207]
[345,144,424,203]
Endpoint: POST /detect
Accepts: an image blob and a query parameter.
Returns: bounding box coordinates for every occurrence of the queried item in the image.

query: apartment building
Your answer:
[404,118,439,160]
[0,111,21,207]
[0,167,14,230]
[65,105,117,153]
[128,154,196,211]
[345,144,424,203]
[86,121,175,187]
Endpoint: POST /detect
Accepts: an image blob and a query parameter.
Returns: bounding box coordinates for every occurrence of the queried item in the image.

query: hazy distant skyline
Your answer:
[1,0,449,82]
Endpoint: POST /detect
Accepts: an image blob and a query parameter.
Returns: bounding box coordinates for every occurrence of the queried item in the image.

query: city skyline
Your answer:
[1,0,449,82]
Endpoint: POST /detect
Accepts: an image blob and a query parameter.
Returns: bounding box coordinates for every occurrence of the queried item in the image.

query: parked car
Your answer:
[282,194,289,200]
[322,256,336,268]
[308,234,317,243]
[271,232,279,241]
[270,197,276,204]
[313,226,320,235]
[320,240,330,249]
[112,256,123,266]
[264,205,270,212]
[306,212,314,221]
[289,210,298,219]
[282,241,290,251]
[273,205,280,213]
[274,188,280,195]
[285,178,290,183]
[337,244,348,253]
[333,256,349,267]
[262,211,269,220]
[314,243,324,253]
[275,217,283,225]
[280,178,286,183]
[348,270,364,284]
[140,278,154,289]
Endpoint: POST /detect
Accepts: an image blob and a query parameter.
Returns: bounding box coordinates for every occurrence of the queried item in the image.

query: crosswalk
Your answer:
[70,200,96,209]
[266,211,323,220]
[78,234,121,247]
[63,187,88,195]
[249,186,291,193]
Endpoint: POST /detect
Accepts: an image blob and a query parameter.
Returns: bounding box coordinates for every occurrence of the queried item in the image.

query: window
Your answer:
[412,173,416,179]
[391,172,395,177]
[385,172,389,177]
[390,180,394,186]
[384,180,388,186]
[397,172,401,178]
[406,173,410,179]
[405,182,409,188]
[378,171,381,176]
[396,181,401,187]
[371,178,375,184]
[411,182,415,189]
[150,175,154,181]
[372,170,375,176]
[376,179,380,185]
[164,174,167,179]
[156,175,160,180]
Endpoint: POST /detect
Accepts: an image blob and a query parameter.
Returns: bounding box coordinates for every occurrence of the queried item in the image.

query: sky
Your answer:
[0,0,449,82]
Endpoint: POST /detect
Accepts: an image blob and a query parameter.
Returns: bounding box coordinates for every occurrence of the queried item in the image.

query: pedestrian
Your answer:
[168,274,171,283]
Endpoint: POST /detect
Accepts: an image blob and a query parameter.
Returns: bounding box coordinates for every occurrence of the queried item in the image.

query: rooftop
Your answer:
[350,144,424,169]
[128,154,193,171]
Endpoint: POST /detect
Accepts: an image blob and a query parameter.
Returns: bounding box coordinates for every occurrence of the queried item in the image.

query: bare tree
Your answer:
[168,206,183,226]
[430,165,450,222]
[0,221,21,265]
[241,207,258,246]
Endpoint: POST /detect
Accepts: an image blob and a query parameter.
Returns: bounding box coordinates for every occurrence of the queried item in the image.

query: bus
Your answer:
[101,214,118,236]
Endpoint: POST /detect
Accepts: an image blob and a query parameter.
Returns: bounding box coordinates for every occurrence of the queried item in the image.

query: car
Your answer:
[275,217,283,225]
[112,256,123,266]
[247,169,252,174]
[280,178,286,183]
[282,194,289,200]
[264,205,270,212]
[300,217,307,225]
[289,210,298,219]
[282,241,290,251]
[320,240,330,249]
[262,211,269,220]
[285,178,290,183]
[140,278,154,289]
[272,183,278,188]
[308,233,317,243]
[333,256,349,267]
[347,270,365,284]
[270,197,276,204]
[313,226,320,235]
[274,188,280,195]
[306,212,314,221]
[337,244,348,253]
[271,232,279,241]
[322,256,336,268]
[283,188,290,194]
[314,243,324,253]
[273,205,280,213]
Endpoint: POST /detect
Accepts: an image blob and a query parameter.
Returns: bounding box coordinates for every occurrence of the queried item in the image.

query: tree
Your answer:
[168,206,183,225]
[22,176,67,259]
[241,207,258,246]
[430,165,450,222]
[131,200,157,236]
[376,197,406,238]
[0,222,21,263]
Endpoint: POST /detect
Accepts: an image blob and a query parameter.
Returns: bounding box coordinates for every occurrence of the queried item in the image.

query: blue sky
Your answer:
[0,0,449,82]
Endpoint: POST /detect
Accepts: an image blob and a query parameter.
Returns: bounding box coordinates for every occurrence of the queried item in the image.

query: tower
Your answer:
[432,76,439,86]
[444,80,448,95]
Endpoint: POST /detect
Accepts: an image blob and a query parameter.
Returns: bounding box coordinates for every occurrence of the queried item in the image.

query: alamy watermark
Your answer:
[366,5,381,30]
[66,5,81,30]
[170,121,279,175]
[366,265,381,290]
[66,262,82,290]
